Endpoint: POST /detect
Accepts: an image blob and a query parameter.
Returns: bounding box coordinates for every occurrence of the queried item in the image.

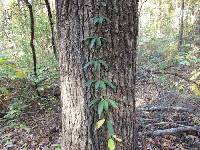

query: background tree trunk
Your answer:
[178,0,185,52]
[44,0,57,60]
[56,1,139,149]
[23,0,37,77]
[194,10,200,48]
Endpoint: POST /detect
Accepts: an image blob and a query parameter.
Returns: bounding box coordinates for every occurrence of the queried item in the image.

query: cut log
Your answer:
[144,125,200,136]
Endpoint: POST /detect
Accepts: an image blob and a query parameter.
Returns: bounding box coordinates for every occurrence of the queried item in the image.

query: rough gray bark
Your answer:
[56,1,139,149]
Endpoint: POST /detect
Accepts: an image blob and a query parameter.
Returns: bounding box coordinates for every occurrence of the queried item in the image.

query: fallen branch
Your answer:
[145,122,177,128]
[137,106,193,112]
[145,69,199,86]
[138,118,159,125]
[144,125,200,136]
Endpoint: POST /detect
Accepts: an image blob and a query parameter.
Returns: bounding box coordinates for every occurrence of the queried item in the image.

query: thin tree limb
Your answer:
[178,0,185,51]
[44,0,58,60]
[23,0,41,96]
[145,69,199,86]
[23,0,37,77]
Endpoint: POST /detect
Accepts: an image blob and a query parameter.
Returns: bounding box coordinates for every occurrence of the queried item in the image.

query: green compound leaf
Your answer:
[85,80,95,89]
[94,61,101,71]
[90,38,96,49]
[85,37,94,41]
[83,60,94,69]
[94,79,115,90]
[107,99,118,108]
[107,120,115,136]
[95,80,107,90]
[92,16,102,25]
[103,79,116,90]
[98,100,104,118]
[102,100,109,111]
[85,37,106,49]
[95,118,105,129]
[101,0,107,6]
[88,97,100,107]
[84,60,108,71]
[99,81,107,90]
[96,37,102,47]
[98,60,108,69]
[108,138,116,150]
[95,80,101,90]
[91,16,110,25]
[97,99,109,118]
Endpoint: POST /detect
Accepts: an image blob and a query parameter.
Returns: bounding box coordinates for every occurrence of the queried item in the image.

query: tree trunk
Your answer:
[44,0,58,60]
[56,1,139,149]
[23,0,37,77]
[195,10,200,38]
[194,10,200,48]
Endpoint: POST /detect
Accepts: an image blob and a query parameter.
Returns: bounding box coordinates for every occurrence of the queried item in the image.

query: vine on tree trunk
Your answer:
[84,1,122,150]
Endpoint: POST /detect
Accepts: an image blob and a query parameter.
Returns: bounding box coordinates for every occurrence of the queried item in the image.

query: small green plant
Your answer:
[0,55,8,64]
[52,144,61,150]
[4,99,24,126]
[0,87,10,95]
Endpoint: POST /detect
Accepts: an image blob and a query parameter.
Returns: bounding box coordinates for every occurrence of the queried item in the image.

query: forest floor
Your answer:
[0,79,200,150]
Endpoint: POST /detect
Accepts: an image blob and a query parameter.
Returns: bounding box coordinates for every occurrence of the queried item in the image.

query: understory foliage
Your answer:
[0,0,59,125]
[138,0,200,99]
